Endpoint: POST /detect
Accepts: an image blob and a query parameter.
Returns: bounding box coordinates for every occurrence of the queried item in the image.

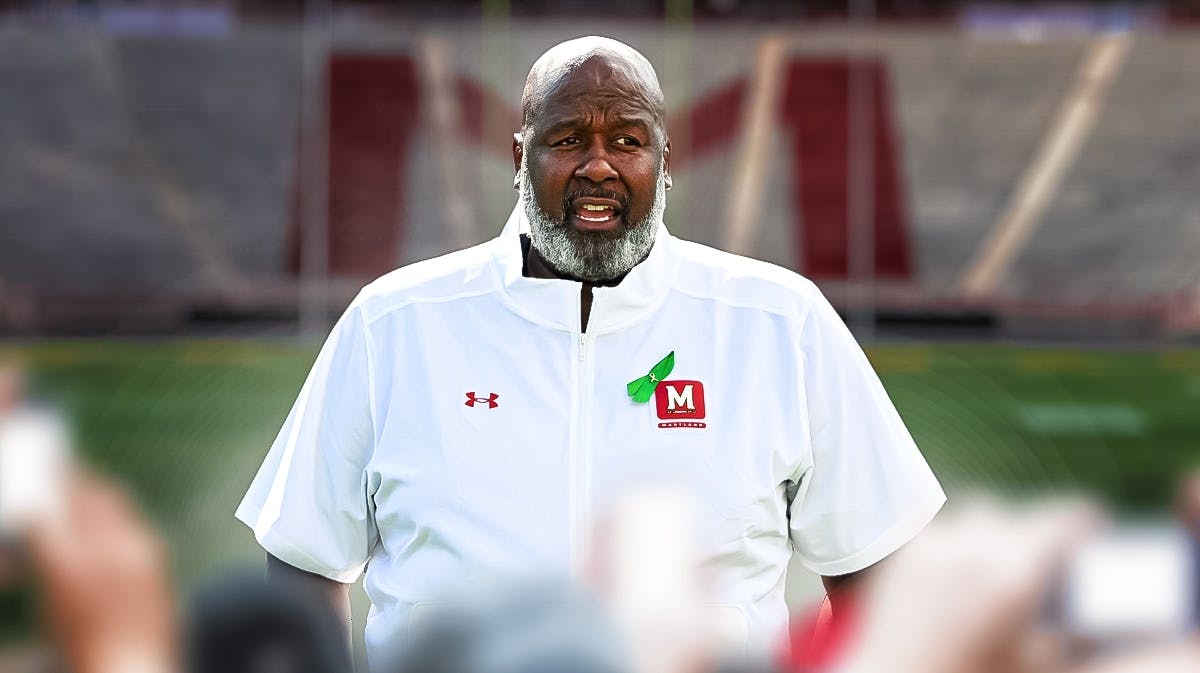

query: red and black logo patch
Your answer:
[654,380,706,429]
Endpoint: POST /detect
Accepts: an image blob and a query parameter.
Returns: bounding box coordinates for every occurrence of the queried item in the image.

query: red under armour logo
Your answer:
[464,392,499,409]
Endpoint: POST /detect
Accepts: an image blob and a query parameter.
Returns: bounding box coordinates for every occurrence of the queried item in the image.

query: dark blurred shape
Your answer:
[388,582,633,673]
[186,568,349,673]
[1178,472,1200,629]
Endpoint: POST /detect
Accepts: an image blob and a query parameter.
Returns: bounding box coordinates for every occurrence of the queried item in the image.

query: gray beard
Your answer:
[519,157,665,282]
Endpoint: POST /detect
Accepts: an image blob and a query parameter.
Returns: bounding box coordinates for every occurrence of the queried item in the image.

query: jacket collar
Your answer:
[490,200,677,334]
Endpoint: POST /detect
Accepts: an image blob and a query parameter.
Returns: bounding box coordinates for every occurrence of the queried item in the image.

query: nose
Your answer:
[575,146,619,184]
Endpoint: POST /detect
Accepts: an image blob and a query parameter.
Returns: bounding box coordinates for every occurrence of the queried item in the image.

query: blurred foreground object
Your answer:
[841,500,1097,673]
[186,569,347,673]
[0,366,22,412]
[0,364,179,673]
[840,495,1200,673]
[1179,473,1200,537]
[0,365,69,537]
[389,488,754,673]
[1063,526,1195,644]
[593,488,711,673]
[392,581,633,673]
[26,470,178,673]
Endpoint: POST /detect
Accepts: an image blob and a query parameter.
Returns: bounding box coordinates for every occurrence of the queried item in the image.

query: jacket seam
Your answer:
[668,286,815,332]
[357,306,380,445]
[361,287,502,327]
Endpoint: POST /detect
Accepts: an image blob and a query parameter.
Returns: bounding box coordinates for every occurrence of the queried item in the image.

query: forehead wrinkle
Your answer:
[529,77,663,146]
[543,85,656,121]
[540,105,655,135]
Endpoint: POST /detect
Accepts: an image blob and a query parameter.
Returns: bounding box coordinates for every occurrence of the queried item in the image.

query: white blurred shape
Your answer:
[1065,527,1193,639]
[0,406,70,535]
[603,487,709,673]
[608,488,699,615]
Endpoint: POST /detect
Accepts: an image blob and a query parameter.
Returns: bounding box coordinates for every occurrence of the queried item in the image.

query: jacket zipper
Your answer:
[570,292,594,579]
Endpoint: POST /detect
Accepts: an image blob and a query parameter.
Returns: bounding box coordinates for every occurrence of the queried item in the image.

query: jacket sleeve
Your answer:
[788,291,945,576]
[235,298,380,582]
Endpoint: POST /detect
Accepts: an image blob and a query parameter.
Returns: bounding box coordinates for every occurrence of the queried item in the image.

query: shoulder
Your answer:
[349,240,500,325]
[667,236,827,327]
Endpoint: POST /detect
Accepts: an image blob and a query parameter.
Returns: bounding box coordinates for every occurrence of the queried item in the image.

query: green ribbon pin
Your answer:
[626,351,675,403]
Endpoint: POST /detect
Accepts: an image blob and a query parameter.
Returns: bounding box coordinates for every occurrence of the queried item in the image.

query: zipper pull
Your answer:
[578,335,586,361]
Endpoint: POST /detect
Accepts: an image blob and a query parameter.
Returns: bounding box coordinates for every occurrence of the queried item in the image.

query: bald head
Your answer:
[514,37,671,282]
[521,36,665,136]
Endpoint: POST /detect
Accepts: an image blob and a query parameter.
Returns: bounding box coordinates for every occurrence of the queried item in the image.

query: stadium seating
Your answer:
[2,22,1198,334]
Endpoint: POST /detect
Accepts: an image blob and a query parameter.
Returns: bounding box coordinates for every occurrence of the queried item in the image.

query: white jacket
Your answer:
[236,203,945,668]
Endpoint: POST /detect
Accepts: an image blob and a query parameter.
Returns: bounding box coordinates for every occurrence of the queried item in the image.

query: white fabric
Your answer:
[236,202,945,668]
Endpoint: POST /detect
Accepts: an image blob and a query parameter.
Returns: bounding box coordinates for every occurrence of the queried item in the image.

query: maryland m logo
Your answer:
[655,380,706,429]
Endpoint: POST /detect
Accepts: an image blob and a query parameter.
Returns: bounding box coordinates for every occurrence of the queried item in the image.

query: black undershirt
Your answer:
[519,233,627,333]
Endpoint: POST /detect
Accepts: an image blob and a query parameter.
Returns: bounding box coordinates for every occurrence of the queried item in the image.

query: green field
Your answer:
[4,339,1199,587]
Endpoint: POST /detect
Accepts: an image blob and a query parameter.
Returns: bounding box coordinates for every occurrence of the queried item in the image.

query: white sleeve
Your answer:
[234,300,379,583]
[789,292,945,577]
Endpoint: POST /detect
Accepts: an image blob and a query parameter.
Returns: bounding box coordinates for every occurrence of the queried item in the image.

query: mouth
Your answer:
[568,196,624,232]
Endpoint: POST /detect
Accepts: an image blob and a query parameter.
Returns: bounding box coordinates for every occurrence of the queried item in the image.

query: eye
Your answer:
[615,136,642,147]
[552,136,580,147]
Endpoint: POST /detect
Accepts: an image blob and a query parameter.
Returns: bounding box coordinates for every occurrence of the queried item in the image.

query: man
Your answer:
[236,36,944,670]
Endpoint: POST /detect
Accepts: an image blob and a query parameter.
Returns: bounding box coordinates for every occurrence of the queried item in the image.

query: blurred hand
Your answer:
[1177,472,1200,538]
[840,500,1099,673]
[1065,473,1200,672]
[0,365,23,414]
[25,470,178,673]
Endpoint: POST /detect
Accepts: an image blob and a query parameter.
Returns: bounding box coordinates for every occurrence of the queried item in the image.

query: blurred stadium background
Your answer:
[2,0,1200,667]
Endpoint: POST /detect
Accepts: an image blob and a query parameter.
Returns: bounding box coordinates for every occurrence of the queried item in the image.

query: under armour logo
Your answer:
[464,392,499,409]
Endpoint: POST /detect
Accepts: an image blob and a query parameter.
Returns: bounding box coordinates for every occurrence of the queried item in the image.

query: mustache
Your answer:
[561,188,630,218]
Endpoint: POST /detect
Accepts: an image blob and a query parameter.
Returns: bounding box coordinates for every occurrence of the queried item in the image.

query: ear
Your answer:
[662,138,673,191]
[512,132,523,189]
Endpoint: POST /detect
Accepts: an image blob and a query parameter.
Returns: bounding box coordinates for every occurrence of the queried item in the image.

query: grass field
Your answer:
[2,339,1198,642]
